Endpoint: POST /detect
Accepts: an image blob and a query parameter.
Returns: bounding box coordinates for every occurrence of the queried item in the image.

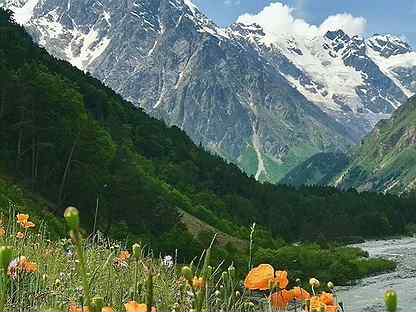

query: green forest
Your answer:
[0,9,414,284]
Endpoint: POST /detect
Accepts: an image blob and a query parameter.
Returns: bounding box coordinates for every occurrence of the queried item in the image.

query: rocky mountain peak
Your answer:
[230,22,265,37]
[367,34,412,58]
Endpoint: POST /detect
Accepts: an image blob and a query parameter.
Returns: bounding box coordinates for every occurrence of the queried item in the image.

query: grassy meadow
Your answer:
[0,200,398,312]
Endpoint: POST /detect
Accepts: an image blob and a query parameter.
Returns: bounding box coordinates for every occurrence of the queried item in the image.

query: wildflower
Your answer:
[244,264,289,291]
[124,300,156,312]
[21,221,35,229]
[0,227,5,238]
[16,213,35,229]
[274,270,289,289]
[320,292,335,305]
[270,289,294,309]
[310,297,326,312]
[7,256,37,279]
[181,266,193,281]
[309,278,320,288]
[384,289,398,312]
[325,306,338,312]
[327,281,334,290]
[16,213,29,225]
[64,207,80,231]
[16,232,25,239]
[244,264,274,290]
[162,255,173,268]
[292,287,311,300]
[114,251,130,269]
[132,243,141,260]
[192,276,205,289]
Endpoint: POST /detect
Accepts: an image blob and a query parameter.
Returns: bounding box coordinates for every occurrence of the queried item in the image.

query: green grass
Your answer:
[0,172,397,311]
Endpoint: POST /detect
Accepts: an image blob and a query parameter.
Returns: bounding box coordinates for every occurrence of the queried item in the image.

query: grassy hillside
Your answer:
[336,96,416,194]
[281,152,350,187]
[0,173,65,238]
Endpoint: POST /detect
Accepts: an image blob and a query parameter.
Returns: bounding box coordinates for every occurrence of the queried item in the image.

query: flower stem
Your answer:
[134,260,139,301]
[73,230,91,309]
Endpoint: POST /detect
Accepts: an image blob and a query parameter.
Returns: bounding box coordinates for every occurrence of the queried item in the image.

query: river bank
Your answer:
[337,237,416,312]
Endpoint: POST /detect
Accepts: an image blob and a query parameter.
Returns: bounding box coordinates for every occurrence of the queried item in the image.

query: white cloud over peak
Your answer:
[319,13,367,37]
[236,2,367,42]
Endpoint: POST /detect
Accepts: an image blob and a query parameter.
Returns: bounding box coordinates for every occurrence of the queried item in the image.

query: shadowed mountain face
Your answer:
[334,96,416,194]
[3,0,416,182]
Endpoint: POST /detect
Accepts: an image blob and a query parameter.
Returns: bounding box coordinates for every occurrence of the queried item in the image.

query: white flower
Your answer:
[309,278,320,288]
[162,255,174,268]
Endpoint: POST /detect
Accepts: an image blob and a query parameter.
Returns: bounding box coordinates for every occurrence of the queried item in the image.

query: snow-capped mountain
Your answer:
[3,0,416,182]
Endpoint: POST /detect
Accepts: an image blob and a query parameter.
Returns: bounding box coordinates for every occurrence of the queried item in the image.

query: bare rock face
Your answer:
[3,0,415,182]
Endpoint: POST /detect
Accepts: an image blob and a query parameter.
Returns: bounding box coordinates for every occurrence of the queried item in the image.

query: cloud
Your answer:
[319,14,367,37]
[236,2,367,42]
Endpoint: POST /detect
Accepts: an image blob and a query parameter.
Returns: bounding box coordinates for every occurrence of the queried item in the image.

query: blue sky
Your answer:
[193,0,416,47]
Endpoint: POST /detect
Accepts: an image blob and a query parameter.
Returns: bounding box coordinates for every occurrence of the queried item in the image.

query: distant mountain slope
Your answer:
[3,8,416,257]
[4,0,416,182]
[335,96,416,194]
[281,152,350,187]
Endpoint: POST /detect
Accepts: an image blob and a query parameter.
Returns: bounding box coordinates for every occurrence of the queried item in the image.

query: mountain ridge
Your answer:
[3,0,416,182]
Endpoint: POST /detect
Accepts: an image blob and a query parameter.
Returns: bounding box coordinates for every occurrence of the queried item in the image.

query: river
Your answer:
[337,237,416,312]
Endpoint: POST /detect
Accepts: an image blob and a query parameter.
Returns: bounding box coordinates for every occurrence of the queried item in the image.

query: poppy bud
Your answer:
[207,265,213,278]
[228,264,236,279]
[221,271,228,283]
[0,246,13,271]
[64,207,80,231]
[181,266,193,281]
[132,243,141,260]
[91,296,104,312]
[384,289,398,312]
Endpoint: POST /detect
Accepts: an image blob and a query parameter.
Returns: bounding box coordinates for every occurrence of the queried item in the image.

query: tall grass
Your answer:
[0,202,395,312]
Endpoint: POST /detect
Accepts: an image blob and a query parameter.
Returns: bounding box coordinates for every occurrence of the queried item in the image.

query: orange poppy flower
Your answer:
[118,251,131,262]
[325,305,338,312]
[16,232,25,239]
[292,287,311,300]
[244,265,290,291]
[0,227,5,237]
[244,264,275,290]
[16,213,36,229]
[124,301,156,312]
[275,270,289,289]
[192,276,205,289]
[310,296,326,312]
[102,308,114,312]
[22,221,35,229]
[270,289,294,309]
[320,292,335,305]
[16,214,29,225]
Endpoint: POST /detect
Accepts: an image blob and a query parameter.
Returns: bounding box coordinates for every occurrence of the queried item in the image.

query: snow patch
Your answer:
[12,0,40,24]
[66,28,111,70]
[367,47,416,97]
[251,125,267,181]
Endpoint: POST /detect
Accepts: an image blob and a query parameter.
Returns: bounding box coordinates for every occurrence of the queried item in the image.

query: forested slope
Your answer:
[1,9,416,267]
